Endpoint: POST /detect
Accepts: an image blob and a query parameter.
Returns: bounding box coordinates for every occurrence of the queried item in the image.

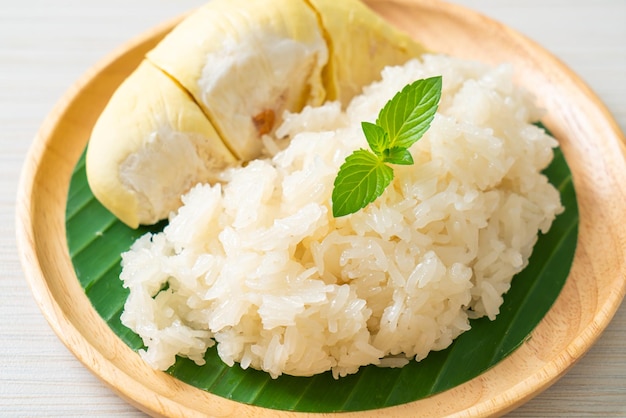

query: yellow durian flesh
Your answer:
[86,60,236,228]
[86,0,428,228]
[147,0,329,161]
[307,0,428,106]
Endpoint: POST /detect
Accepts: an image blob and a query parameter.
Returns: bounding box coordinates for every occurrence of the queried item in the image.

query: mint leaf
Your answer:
[361,121,388,157]
[332,150,394,217]
[383,147,414,165]
[377,76,442,150]
[331,76,442,217]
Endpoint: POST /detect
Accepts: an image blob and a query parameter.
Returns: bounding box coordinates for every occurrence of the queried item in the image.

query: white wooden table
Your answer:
[2,0,624,416]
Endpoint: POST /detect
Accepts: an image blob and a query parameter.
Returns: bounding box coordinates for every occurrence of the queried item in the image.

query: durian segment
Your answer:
[147,0,329,161]
[307,0,428,105]
[86,60,236,228]
[86,0,428,229]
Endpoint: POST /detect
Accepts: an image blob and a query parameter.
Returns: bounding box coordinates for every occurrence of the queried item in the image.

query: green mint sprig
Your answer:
[331,76,442,217]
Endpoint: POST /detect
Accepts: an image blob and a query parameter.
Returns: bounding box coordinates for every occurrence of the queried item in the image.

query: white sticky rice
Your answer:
[120,54,563,379]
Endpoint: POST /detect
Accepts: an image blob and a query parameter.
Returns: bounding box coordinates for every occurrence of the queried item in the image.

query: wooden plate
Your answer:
[16,0,626,416]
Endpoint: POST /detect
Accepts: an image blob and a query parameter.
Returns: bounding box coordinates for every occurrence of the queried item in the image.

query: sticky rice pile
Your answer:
[120,54,563,379]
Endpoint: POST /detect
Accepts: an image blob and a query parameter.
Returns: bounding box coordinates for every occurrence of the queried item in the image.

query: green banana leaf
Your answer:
[66,139,577,413]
